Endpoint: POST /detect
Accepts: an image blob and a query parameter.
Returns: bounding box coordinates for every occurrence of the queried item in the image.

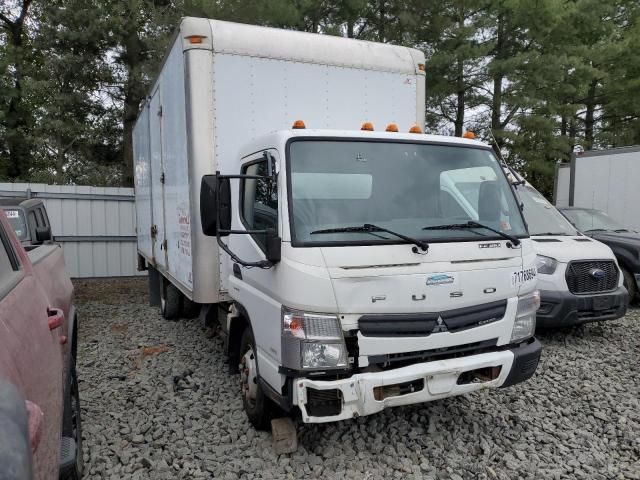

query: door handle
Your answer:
[47,308,64,331]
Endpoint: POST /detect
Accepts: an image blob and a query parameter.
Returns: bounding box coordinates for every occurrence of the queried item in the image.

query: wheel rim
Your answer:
[240,346,258,407]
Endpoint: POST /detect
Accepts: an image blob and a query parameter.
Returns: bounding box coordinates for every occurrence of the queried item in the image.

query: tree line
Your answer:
[1,0,639,196]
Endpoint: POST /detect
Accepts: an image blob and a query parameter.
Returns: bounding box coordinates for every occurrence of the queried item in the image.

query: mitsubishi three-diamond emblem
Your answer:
[432,316,448,333]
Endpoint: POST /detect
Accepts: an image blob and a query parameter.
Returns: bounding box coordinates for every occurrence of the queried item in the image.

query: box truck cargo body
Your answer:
[134,18,542,426]
[554,147,640,230]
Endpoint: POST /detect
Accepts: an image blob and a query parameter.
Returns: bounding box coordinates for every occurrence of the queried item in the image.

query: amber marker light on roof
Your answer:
[418,64,426,71]
[185,35,205,44]
[462,131,476,139]
[361,122,375,131]
[292,120,306,129]
[409,124,422,133]
[385,123,399,132]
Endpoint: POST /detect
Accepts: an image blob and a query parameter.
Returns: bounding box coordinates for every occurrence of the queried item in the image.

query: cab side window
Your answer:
[0,223,20,298]
[241,159,278,250]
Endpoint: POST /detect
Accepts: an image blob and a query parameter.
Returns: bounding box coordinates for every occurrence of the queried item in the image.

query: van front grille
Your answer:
[565,260,618,294]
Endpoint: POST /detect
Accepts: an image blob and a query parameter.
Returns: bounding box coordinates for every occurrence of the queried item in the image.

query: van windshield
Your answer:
[287,140,527,245]
[517,185,578,236]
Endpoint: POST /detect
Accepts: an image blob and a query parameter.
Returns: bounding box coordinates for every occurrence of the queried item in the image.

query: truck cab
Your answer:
[202,128,542,424]
[0,198,53,249]
[507,174,627,327]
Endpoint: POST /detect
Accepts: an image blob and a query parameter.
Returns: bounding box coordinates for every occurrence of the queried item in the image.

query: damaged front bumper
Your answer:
[293,338,541,423]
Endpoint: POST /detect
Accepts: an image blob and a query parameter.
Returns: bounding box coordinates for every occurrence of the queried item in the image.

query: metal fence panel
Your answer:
[0,183,143,278]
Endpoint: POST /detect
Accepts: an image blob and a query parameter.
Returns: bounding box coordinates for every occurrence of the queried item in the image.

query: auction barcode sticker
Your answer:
[4,209,19,219]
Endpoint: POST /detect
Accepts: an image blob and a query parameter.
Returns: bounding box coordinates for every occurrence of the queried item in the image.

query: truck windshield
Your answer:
[516,185,578,236]
[288,140,527,245]
[2,208,28,241]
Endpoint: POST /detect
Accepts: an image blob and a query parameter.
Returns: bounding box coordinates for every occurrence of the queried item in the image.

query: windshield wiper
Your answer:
[310,223,429,252]
[614,228,630,233]
[535,232,571,236]
[585,228,607,233]
[422,220,521,246]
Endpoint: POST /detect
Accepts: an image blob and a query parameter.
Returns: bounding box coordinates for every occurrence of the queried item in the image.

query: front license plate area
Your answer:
[592,296,613,311]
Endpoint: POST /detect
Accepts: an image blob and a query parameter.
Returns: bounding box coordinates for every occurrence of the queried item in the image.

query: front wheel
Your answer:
[239,328,275,430]
[622,268,637,305]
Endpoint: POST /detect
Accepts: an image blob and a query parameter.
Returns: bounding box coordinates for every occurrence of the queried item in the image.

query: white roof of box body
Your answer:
[180,17,425,74]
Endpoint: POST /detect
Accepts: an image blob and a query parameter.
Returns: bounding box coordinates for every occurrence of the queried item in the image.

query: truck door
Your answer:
[0,219,63,480]
[149,87,168,269]
[228,150,283,390]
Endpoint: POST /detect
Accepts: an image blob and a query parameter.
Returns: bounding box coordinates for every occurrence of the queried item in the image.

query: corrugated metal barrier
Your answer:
[0,183,143,278]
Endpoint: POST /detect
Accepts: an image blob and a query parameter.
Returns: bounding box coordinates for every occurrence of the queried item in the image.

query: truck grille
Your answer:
[358,300,507,337]
[565,260,618,294]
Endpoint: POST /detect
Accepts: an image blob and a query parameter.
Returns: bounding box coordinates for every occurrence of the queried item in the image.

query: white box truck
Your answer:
[133,17,542,427]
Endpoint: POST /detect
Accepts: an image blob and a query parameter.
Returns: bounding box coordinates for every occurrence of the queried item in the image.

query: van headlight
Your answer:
[511,291,540,343]
[535,255,558,274]
[281,307,348,370]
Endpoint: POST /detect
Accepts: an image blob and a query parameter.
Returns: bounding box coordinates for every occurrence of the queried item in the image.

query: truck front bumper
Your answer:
[293,338,541,423]
[536,287,627,328]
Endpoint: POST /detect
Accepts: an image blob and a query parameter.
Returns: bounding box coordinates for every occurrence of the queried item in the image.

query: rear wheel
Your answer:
[160,278,182,320]
[239,328,275,430]
[622,268,637,305]
[182,296,200,319]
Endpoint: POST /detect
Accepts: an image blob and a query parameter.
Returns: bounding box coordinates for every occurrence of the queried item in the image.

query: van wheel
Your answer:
[160,279,181,320]
[239,328,275,430]
[622,268,637,304]
[61,362,83,479]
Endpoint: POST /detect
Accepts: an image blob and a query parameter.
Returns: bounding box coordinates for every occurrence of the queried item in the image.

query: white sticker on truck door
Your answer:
[511,268,537,287]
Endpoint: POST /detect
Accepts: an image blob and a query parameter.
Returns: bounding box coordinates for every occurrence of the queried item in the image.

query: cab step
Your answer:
[59,436,77,473]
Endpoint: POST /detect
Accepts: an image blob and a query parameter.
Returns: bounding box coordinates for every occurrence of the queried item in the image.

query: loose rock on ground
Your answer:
[75,279,640,480]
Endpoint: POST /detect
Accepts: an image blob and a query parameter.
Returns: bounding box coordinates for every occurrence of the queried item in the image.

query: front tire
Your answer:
[622,268,637,305]
[160,278,182,320]
[239,328,275,430]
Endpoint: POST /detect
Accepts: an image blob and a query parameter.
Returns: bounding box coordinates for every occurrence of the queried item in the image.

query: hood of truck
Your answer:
[532,235,616,263]
[319,239,534,314]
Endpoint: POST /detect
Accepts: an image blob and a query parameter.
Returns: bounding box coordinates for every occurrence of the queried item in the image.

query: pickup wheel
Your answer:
[61,362,83,480]
[160,279,182,320]
[239,327,275,430]
[622,267,637,304]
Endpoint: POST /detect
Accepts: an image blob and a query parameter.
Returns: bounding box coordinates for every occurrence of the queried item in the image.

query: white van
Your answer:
[509,173,627,327]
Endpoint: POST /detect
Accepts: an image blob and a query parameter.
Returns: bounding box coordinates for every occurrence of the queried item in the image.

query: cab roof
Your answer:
[239,129,490,159]
[0,197,43,209]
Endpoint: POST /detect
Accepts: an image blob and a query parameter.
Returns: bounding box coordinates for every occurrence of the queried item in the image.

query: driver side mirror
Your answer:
[35,226,52,243]
[200,175,231,237]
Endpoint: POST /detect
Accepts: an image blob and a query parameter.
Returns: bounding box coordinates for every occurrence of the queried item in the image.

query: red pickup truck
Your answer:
[0,209,82,479]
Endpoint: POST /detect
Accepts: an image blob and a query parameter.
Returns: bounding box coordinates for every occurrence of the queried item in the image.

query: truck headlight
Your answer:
[535,255,558,274]
[511,291,540,343]
[282,307,348,370]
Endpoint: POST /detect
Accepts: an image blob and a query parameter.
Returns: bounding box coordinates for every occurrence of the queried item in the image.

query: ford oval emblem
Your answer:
[589,268,606,279]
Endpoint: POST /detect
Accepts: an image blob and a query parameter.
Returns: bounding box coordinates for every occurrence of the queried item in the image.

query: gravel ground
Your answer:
[76,279,639,480]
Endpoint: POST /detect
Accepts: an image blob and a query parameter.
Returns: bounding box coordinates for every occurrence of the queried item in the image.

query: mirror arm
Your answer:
[214,172,274,269]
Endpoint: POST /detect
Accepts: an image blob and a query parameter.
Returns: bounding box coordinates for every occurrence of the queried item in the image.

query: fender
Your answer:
[228,301,291,411]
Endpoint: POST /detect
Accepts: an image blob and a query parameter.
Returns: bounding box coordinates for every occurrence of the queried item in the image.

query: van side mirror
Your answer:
[265,229,281,264]
[200,175,231,237]
[35,226,52,243]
